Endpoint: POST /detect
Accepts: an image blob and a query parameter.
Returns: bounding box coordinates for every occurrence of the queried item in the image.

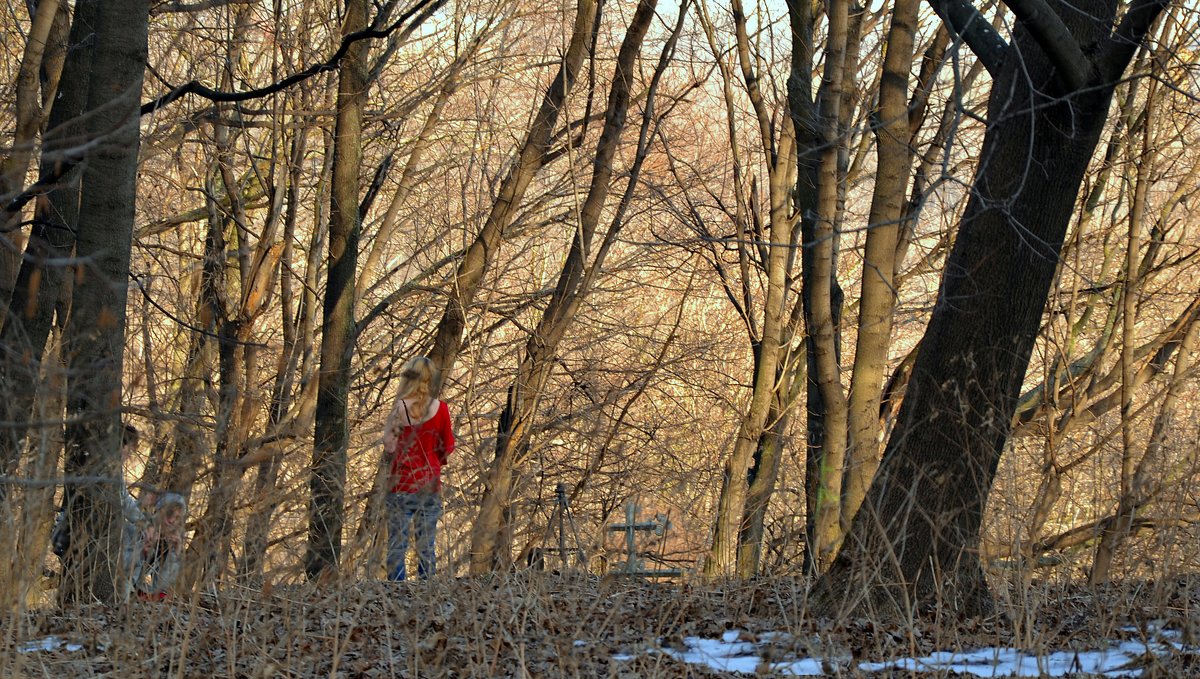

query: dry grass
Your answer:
[3,571,1199,678]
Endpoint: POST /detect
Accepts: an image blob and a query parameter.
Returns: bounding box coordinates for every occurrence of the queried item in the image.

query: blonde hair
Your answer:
[395,356,436,423]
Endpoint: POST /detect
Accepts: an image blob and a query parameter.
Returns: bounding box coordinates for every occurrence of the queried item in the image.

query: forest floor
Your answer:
[4,571,1199,677]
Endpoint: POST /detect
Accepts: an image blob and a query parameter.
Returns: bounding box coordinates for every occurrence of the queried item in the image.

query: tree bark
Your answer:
[0,0,60,202]
[241,105,311,583]
[841,0,920,534]
[1091,87,1161,583]
[811,0,1168,617]
[0,0,62,305]
[784,0,827,578]
[700,0,797,578]
[307,0,369,580]
[804,0,851,572]
[0,0,95,505]
[187,46,267,579]
[1092,313,1199,582]
[58,0,148,605]
[736,361,800,578]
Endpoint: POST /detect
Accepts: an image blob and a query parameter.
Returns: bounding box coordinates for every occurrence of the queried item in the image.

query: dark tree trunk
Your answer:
[811,0,1169,617]
[785,0,830,577]
[58,0,148,605]
[0,0,94,504]
[307,0,368,580]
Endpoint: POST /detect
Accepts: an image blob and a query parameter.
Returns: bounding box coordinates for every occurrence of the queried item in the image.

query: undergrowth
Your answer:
[3,571,1198,677]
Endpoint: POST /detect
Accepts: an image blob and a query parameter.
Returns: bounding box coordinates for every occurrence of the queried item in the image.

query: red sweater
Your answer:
[389,400,455,493]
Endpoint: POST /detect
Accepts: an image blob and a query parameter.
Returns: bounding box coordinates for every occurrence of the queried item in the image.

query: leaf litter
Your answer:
[4,572,1199,677]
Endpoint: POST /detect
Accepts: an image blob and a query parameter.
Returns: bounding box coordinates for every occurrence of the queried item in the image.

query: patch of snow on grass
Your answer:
[18,636,84,653]
[767,658,827,676]
[661,630,762,674]
[624,628,1191,677]
[611,653,636,661]
[859,643,1153,677]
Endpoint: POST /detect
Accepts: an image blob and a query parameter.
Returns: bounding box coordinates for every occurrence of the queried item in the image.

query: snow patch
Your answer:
[661,634,762,674]
[767,657,828,676]
[858,643,1152,677]
[18,636,84,653]
[619,628,1192,677]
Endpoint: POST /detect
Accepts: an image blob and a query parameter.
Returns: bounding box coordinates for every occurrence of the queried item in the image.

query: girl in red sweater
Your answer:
[383,356,455,580]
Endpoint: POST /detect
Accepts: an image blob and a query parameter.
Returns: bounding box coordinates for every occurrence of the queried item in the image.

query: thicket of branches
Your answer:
[0,0,1195,614]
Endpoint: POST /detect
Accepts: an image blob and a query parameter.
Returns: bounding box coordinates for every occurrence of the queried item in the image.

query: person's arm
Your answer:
[383,399,403,455]
[124,488,146,525]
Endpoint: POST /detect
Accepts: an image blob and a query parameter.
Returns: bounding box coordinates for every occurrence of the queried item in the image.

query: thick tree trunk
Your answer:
[58,0,148,605]
[307,0,368,580]
[811,0,1164,617]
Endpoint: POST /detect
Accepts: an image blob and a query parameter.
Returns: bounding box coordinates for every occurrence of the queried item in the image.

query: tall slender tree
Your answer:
[426,0,599,389]
[307,0,371,579]
[699,0,799,577]
[469,0,669,572]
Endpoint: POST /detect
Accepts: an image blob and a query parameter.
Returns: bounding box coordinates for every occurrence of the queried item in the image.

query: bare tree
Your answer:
[426,0,599,388]
[58,0,150,604]
[0,0,68,301]
[0,0,86,504]
[811,0,1175,616]
[695,0,799,577]
[469,0,674,573]
[306,0,371,580]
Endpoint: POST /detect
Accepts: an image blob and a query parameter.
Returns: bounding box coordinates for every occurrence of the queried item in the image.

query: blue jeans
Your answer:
[386,491,441,580]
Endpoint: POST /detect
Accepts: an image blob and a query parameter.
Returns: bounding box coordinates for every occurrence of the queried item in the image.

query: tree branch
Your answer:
[925,0,1008,77]
[1096,0,1173,85]
[4,0,443,222]
[1002,0,1090,90]
[358,152,394,220]
[152,0,255,14]
[1034,513,1193,554]
[139,0,444,115]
